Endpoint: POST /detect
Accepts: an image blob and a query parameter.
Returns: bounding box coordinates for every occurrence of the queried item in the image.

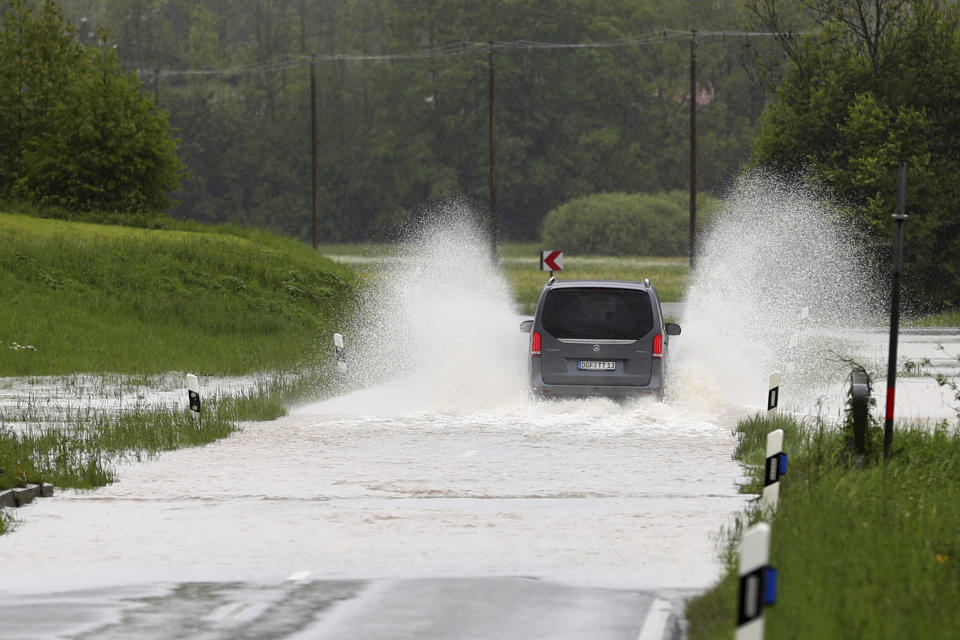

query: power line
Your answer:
[157,30,805,78]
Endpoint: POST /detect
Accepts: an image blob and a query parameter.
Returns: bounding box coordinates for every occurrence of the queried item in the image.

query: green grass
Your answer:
[0,212,359,375]
[686,414,960,640]
[501,255,688,314]
[319,243,690,314]
[0,209,357,530]
[909,310,960,327]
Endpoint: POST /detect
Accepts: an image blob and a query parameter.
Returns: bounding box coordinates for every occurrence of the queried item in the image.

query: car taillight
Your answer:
[531,331,542,355]
[652,333,663,359]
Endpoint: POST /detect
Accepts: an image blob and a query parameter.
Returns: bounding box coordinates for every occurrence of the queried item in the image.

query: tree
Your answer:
[0,0,183,212]
[53,0,772,240]
[749,0,960,308]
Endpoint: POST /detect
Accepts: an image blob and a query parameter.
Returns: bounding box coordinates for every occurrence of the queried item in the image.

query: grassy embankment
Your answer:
[0,212,358,531]
[686,413,960,639]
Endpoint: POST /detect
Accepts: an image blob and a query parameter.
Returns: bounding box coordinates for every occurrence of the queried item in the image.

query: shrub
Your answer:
[540,191,717,256]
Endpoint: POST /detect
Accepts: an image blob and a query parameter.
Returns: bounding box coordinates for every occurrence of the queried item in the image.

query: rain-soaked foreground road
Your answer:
[0,372,747,639]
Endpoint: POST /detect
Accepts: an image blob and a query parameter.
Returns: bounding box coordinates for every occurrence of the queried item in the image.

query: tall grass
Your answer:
[686,414,960,639]
[0,213,358,375]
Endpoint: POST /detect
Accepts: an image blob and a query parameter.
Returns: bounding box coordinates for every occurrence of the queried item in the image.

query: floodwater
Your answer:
[0,377,747,595]
[1,180,958,626]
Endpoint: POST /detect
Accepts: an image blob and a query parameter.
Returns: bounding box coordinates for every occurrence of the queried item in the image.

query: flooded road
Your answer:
[0,351,749,638]
[0,383,745,595]
[3,187,959,638]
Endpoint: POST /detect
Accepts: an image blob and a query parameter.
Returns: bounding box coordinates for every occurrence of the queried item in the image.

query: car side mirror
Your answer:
[665,323,681,336]
[519,319,534,333]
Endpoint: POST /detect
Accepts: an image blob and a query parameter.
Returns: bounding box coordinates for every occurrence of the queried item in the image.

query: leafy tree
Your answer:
[0,0,183,212]
[54,0,774,240]
[750,0,960,308]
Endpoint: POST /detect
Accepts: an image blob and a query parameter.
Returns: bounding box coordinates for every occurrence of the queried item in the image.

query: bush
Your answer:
[540,191,717,256]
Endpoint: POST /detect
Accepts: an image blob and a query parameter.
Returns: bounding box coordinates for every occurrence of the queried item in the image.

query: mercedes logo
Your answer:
[593,345,600,352]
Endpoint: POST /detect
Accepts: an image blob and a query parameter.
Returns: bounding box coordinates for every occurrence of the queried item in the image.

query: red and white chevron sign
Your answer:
[540,250,563,271]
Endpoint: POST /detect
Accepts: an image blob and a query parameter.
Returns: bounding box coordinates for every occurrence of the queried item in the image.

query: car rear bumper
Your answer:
[529,358,665,398]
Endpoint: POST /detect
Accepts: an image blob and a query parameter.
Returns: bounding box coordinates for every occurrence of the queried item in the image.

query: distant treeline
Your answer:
[53,0,784,242]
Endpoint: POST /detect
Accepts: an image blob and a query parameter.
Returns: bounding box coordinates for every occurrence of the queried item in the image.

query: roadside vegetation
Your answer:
[321,242,689,314]
[0,371,323,494]
[0,211,358,520]
[686,413,960,639]
[0,211,357,376]
[540,191,719,257]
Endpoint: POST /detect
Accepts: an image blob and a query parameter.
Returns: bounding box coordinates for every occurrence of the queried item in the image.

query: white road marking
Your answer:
[636,598,673,640]
[206,602,249,622]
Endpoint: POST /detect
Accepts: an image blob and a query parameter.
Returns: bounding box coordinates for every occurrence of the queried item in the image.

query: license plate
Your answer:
[578,360,615,371]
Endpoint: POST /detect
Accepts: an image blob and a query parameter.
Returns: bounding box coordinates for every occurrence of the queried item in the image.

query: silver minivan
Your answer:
[524,278,681,398]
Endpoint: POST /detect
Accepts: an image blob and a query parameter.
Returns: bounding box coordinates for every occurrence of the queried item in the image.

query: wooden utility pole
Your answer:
[310,57,319,250]
[689,31,697,270]
[488,42,498,257]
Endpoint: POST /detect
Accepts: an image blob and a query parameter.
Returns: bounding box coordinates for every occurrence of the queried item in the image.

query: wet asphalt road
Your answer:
[0,578,685,640]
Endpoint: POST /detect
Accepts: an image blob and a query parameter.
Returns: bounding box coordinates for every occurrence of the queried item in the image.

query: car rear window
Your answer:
[541,288,654,340]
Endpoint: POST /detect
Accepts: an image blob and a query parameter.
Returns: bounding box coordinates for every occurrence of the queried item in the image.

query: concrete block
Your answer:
[13,485,41,507]
[40,483,54,497]
[0,490,15,508]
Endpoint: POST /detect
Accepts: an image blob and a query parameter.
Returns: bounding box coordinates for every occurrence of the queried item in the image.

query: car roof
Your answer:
[543,278,654,292]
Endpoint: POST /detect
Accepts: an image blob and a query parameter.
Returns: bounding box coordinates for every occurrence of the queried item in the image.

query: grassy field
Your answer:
[910,310,960,327]
[686,414,960,639]
[1,212,358,375]
[320,242,690,314]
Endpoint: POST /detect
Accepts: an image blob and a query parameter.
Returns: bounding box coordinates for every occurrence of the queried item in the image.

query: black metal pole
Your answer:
[488,42,498,258]
[884,162,908,458]
[689,31,697,270]
[310,58,319,250]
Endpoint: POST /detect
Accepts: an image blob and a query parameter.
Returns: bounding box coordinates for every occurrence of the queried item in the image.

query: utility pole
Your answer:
[488,41,498,258]
[689,31,697,270]
[310,57,319,250]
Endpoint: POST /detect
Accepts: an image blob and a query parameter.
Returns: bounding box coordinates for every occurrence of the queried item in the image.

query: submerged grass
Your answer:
[0,370,329,494]
[686,414,960,640]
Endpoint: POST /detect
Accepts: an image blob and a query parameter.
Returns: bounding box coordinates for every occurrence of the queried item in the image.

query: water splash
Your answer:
[674,172,884,411]
[336,204,528,412]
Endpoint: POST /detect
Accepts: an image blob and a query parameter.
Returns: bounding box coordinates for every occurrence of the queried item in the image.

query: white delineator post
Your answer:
[762,429,787,514]
[737,523,777,640]
[333,333,346,372]
[767,372,781,419]
[186,373,201,428]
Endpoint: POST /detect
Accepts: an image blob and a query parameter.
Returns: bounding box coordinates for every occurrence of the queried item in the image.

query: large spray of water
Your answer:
[674,173,883,411]
[332,176,880,418]
[337,204,528,412]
